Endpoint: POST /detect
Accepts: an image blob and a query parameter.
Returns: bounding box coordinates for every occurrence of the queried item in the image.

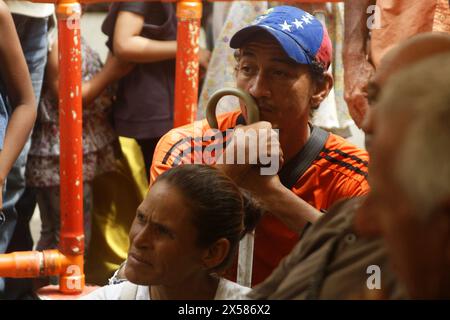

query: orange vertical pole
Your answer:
[56,1,85,294]
[174,0,202,127]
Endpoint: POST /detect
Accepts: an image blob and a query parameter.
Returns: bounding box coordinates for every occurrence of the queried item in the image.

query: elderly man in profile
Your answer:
[247,33,450,299]
[360,51,450,299]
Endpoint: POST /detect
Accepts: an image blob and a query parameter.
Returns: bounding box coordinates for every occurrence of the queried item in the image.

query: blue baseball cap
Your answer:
[230,6,332,69]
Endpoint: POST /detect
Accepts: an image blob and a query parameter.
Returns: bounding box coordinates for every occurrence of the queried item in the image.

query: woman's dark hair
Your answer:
[154,164,263,272]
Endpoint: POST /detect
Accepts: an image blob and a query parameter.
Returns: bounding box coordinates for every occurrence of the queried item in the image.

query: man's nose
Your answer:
[248,73,271,99]
[361,108,375,136]
[361,109,376,152]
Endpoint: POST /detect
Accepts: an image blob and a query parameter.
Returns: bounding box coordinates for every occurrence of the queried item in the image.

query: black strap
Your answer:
[279,126,329,189]
[236,114,246,126]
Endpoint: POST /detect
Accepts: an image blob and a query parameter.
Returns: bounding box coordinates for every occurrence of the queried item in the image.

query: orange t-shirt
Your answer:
[151,111,370,285]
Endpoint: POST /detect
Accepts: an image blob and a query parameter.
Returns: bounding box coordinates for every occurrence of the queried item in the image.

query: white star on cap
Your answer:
[279,20,292,32]
[302,15,313,24]
[292,18,304,29]
[253,14,268,25]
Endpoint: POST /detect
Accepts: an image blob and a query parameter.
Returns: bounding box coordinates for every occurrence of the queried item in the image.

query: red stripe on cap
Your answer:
[315,21,332,69]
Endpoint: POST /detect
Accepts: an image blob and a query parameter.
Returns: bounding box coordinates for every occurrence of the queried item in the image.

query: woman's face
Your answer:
[125,181,207,286]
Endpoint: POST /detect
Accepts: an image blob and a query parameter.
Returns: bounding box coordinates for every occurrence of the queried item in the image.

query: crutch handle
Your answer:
[206,88,260,128]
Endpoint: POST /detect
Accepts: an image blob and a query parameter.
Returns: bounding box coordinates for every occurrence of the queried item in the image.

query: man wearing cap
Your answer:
[150,6,369,286]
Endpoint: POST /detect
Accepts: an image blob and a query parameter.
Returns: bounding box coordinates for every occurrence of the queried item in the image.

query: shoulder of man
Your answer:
[249,197,407,299]
[317,133,369,183]
[293,133,370,208]
[248,197,361,299]
[150,110,241,183]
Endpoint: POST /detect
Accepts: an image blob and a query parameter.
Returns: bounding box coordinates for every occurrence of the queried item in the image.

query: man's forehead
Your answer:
[373,53,405,88]
[240,37,295,64]
[241,36,283,52]
[239,30,278,46]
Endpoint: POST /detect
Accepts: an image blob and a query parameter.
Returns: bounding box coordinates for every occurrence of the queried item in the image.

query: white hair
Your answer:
[377,52,450,220]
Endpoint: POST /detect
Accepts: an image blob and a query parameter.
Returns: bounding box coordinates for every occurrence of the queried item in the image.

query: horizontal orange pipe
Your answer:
[0,250,71,278]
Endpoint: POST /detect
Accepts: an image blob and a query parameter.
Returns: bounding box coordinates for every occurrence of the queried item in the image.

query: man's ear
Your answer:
[202,238,230,270]
[310,72,333,109]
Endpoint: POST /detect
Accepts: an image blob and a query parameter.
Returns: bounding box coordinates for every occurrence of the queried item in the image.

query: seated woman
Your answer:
[83,164,262,300]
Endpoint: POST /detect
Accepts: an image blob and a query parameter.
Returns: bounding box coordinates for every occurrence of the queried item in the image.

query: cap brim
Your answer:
[230,25,311,65]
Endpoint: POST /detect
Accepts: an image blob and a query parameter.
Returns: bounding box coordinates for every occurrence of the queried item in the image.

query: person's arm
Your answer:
[113,10,210,68]
[46,40,134,106]
[215,121,321,232]
[113,10,177,63]
[229,167,323,232]
[343,0,376,128]
[82,52,134,106]
[264,180,323,230]
[0,1,37,206]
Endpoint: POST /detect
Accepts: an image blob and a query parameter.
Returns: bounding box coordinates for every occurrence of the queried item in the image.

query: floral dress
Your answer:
[26,37,119,187]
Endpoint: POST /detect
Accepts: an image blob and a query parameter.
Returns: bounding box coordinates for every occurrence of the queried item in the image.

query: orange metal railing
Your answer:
[0,0,202,295]
[174,1,202,127]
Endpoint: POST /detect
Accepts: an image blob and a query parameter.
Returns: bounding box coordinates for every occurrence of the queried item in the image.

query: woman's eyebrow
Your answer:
[152,221,176,239]
[136,208,147,217]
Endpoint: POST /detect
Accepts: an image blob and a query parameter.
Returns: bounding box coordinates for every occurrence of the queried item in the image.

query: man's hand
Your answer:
[215,122,322,231]
[238,166,284,201]
[216,121,283,182]
[344,58,375,128]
